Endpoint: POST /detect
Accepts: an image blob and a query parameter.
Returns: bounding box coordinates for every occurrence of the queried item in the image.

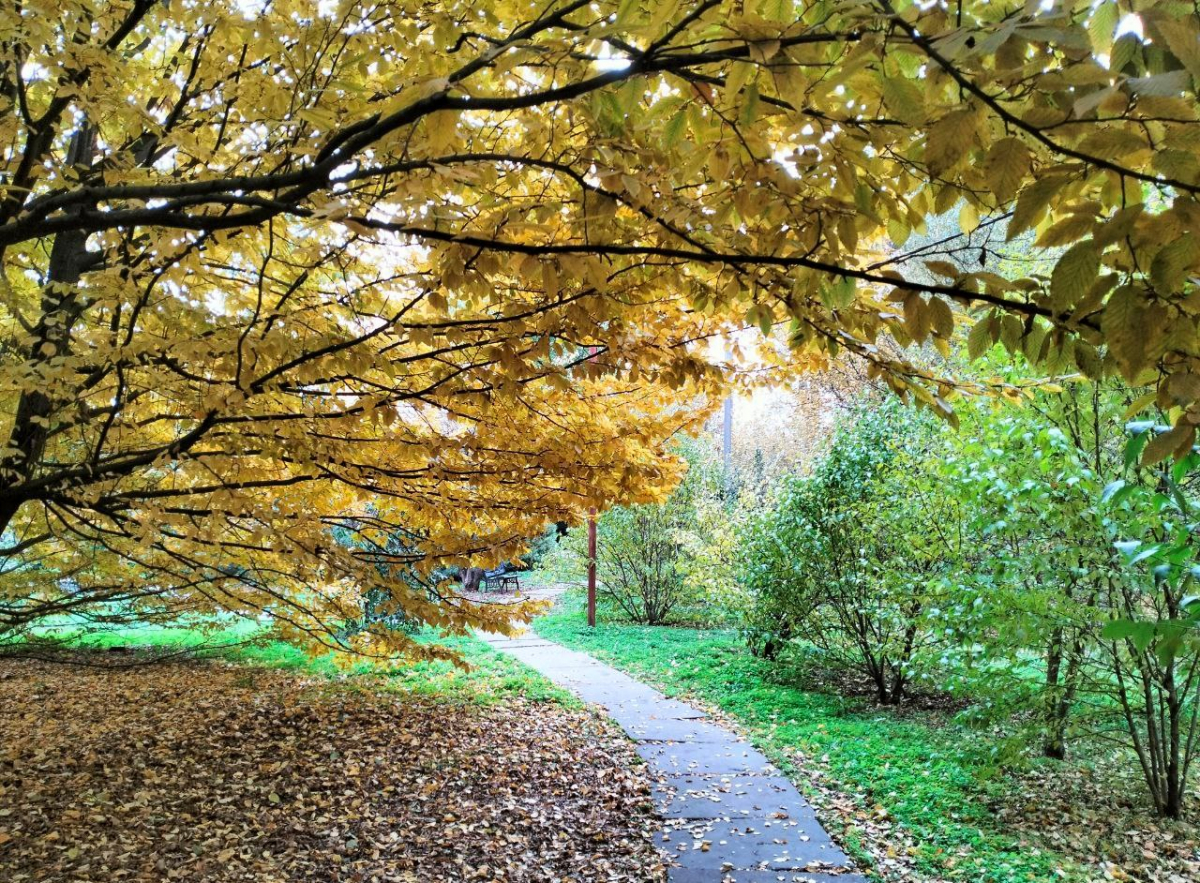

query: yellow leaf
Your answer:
[959,202,979,235]
[984,137,1032,204]
[882,76,925,127]
[1149,234,1200,294]
[1008,176,1069,241]
[1103,285,1147,376]
[1150,16,1200,86]
[925,110,977,176]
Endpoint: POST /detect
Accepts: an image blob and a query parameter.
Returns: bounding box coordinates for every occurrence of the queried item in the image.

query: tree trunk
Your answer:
[1043,630,1066,759]
[0,124,95,535]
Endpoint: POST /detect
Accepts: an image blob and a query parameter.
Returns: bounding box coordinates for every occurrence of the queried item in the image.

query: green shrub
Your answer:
[739,398,956,703]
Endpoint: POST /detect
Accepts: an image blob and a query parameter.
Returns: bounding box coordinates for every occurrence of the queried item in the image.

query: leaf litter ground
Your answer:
[0,658,664,883]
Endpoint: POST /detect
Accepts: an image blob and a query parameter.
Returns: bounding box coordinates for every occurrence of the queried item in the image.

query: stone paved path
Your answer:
[479,631,867,883]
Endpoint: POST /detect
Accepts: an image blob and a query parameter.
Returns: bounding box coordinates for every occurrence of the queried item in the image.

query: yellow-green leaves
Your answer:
[1150,16,1200,88]
[1050,241,1101,313]
[882,75,926,127]
[925,110,978,176]
[7,0,1200,653]
[959,202,980,235]
[928,296,955,339]
[901,294,954,344]
[984,137,1033,205]
[1149,234,1200,294]
[1102,285,1159,379]
[1088,2,1119,58]
[1008,176,1069,240]
[967,313,996,361]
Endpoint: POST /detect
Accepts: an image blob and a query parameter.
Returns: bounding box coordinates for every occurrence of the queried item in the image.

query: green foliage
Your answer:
[935,381,1199,816]
[935,380,1128,757]
[1096,433,1200,818]
[738,399,957,702]
[517,524,563,571]
[734,373,1200,817]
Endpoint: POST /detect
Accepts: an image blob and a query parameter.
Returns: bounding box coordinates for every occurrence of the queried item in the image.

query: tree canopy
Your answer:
[2,0,1199,657]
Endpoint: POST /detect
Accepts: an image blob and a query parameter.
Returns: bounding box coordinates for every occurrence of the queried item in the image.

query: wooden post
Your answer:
[587,510,597,628]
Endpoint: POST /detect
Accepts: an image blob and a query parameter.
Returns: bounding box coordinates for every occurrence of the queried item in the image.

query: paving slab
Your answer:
[625,717,733,743]
[668,870,868,883]
[660,818,850,871]
[602,696,710,724]
[638,740,777,775]
[652,775,817,820]
[485,628,861,878]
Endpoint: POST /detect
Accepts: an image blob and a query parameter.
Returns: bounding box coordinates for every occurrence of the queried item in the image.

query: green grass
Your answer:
[537,591,1088,883]
[30,617,570,706]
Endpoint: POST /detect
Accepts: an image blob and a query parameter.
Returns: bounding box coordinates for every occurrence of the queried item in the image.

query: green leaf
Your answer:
[663,109,688,148]
[1110,33,1140,75]
[1088,2,1119,58]
[1103,285,1146,376]
[1101,479,1128,504]
[1101,619,1137,640]
[739,82,761,127]
[966,314,995,360]
[1050,241,1099,313]
[1102,618,1158,652]
[830,275,856,309]
[1124,422,1155,467]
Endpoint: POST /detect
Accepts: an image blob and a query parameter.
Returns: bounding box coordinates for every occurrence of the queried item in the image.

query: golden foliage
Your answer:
[2,0,1200,654]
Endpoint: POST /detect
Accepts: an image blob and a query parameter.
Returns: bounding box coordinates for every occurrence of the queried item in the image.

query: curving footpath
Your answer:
[481,631,868,883]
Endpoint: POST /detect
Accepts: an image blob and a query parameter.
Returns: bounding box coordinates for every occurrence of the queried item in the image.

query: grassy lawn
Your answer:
[537,591,1097,883]
[27,617,570,705]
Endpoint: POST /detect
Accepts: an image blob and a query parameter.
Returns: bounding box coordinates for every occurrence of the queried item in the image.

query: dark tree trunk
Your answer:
[0,124,96,535]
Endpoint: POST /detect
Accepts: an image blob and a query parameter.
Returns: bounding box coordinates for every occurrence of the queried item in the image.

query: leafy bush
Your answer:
[1096,427,1200,819]
[937,381,1127,758]
[738,373,1200,817]
[739,399,956,703]
[517,524,563,571]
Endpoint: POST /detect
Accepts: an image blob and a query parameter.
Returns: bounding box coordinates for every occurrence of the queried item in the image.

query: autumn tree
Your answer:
[3,0,1200,658]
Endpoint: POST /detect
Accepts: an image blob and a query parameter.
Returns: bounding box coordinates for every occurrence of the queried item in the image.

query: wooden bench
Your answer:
[484,571,521,593]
